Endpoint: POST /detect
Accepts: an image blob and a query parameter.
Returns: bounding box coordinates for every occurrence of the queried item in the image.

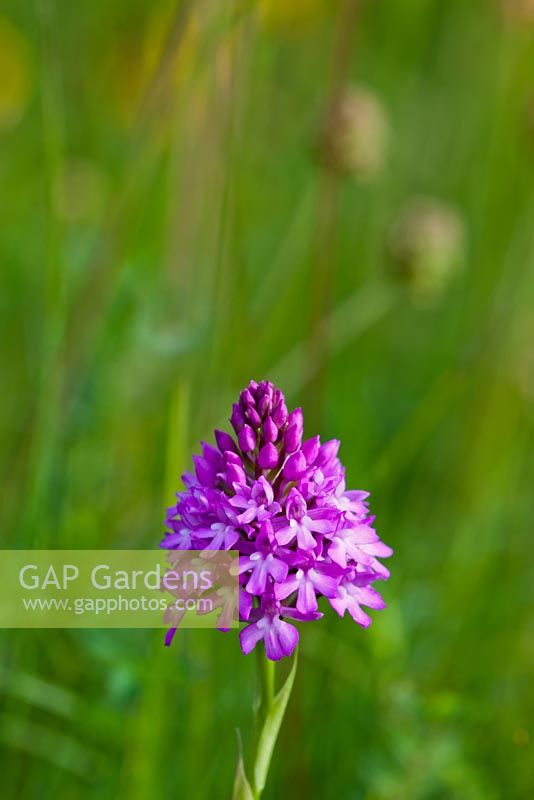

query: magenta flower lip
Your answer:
[162,379,392,660]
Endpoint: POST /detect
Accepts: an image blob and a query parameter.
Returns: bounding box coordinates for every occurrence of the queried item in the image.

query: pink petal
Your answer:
[239,622,264,655]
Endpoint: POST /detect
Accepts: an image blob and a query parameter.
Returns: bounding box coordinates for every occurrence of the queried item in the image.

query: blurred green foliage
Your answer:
[0,0,533,798]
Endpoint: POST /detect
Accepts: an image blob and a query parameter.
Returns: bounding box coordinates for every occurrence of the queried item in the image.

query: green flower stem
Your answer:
[232,648,298,800]
[251,651,276,800]
[254,647,275,735]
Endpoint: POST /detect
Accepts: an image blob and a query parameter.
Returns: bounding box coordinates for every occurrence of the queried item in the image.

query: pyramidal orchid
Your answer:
[162,379,392,659]
[161,380,392,799]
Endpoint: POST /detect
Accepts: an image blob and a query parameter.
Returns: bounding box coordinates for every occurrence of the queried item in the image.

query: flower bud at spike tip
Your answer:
[240,389,255,407]
[262,416,278,443]
[193,455,215,486]
[258,386,273,416]
[215,429,237,454]
[283,451,307,480]
[246,406,262,428]
[230,403,245,433]
[287,407,304,435]
[316,439,340,466]
[238,424,257,452]
[302,436,320,465]
[272,400,288,427]
[285,424,301,454]
[224,450,241,466]
[258,443,279,470]
[202,442,222,466]
[226,463,246,485]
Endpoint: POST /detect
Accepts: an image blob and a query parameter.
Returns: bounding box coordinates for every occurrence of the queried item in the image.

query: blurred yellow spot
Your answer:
[513,729,530,747]
[0,17,33,130]
[258,0,329,30]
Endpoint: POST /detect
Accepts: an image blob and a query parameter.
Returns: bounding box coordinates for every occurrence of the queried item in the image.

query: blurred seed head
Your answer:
[0,17,33,131]
[319,85,390,182]
[387,198,466,301]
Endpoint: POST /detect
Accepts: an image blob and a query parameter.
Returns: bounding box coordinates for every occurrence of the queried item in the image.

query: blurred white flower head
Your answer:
[320,85,390,182]
[388,198,466,302]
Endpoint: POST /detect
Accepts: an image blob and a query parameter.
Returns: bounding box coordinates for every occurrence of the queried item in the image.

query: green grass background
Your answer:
[1,0,533,798]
